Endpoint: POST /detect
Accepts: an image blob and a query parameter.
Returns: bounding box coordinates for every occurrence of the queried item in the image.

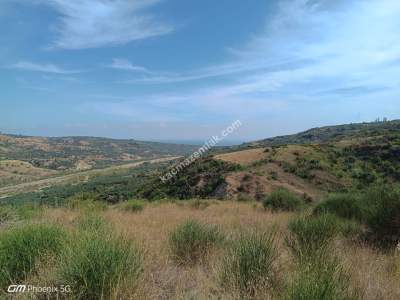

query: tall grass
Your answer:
[169,219,223,265]
[0,205,16,225]
[220,228,277,296]
[284,255,356,300]
[286,214,340,260]
[0,224,65,289]
[58,220,143,299]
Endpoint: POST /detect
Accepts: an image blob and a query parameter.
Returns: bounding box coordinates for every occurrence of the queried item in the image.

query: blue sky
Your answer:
[1,0,400,143]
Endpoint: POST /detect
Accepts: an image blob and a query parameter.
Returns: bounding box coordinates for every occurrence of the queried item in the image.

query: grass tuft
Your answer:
[220,228,277,296]
[0,223,65,289]
[169,219,223,265]
[284,255,356,300]
[286,214,340,260]
[58,230,143,299]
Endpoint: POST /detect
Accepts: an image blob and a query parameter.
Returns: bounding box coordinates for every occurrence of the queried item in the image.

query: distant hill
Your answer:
[239,120,400,148]
[0,134,198,188]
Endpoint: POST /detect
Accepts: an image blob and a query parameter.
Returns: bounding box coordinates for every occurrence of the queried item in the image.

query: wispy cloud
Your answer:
[7,61,81,74]
[108,58,152,74]
[38,0,173,49]
[111,0,400,127]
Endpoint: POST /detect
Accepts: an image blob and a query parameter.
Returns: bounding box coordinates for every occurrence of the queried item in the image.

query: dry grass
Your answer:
[10,201,400,299]
[214,148,268,166]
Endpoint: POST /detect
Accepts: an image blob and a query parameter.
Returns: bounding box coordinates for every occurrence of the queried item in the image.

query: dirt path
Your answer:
[0,156,180,198]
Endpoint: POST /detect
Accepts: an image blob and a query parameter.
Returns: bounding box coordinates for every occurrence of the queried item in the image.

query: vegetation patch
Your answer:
[0,224,65,290]
[262,188,304,212]
[284,255,356,300]
[169,219,223,265]
[314,193,364,220]
[220,229,277,296]
[286,214,340,260]
[121,199,145,212]
[58,228,142,299]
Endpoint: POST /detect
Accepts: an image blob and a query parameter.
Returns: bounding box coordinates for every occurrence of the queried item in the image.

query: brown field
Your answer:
[214,148,268,166]
[24,201,399,299]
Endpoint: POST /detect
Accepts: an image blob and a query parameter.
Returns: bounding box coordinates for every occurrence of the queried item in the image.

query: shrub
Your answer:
[121,199,145,212]
[58,231,142,299]
[363,184,400,247]
[169,219,223,265]
[313,193,364,220]
[220,229,277,296]
[262,188,304,212]
[284,255,356,300]
[286,214,340,260]
[0,224,65,289]
[67,193,107,211]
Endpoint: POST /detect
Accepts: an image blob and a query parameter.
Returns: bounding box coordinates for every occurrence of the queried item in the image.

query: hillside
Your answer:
[0,134,197,188]
[132,120,400,201]
[240,119,400,148]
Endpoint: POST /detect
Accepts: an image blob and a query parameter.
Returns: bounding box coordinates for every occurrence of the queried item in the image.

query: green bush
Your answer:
[0,224,65,289]
[262,188,304,212]
[67,193,107,211]
[363,184,400,247]
[284,255,356,300]
[169,219,223,265]
[313,193,364,220]
[286,214,340,260]
[58,231,142,299]
[121,199,145,212]
[220,229,277,296]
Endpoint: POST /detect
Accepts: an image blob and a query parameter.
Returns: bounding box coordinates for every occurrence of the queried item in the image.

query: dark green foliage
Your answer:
[314,193,364,220]
[262,188,304,212]
[286,214,340,260]
[363,184,400,247]
[1,162,161,206]
[220,229,277,296]
[169,219,223,265]
[136,158,241,200]
[0,224,65,289]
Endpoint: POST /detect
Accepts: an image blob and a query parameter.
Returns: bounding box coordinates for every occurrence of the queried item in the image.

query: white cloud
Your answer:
[8,61,81,74]
[40,0,173,49]
[109,58,151,73]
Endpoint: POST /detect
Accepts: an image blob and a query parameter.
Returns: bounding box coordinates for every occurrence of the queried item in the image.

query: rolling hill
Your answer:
[0,134,198,188]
